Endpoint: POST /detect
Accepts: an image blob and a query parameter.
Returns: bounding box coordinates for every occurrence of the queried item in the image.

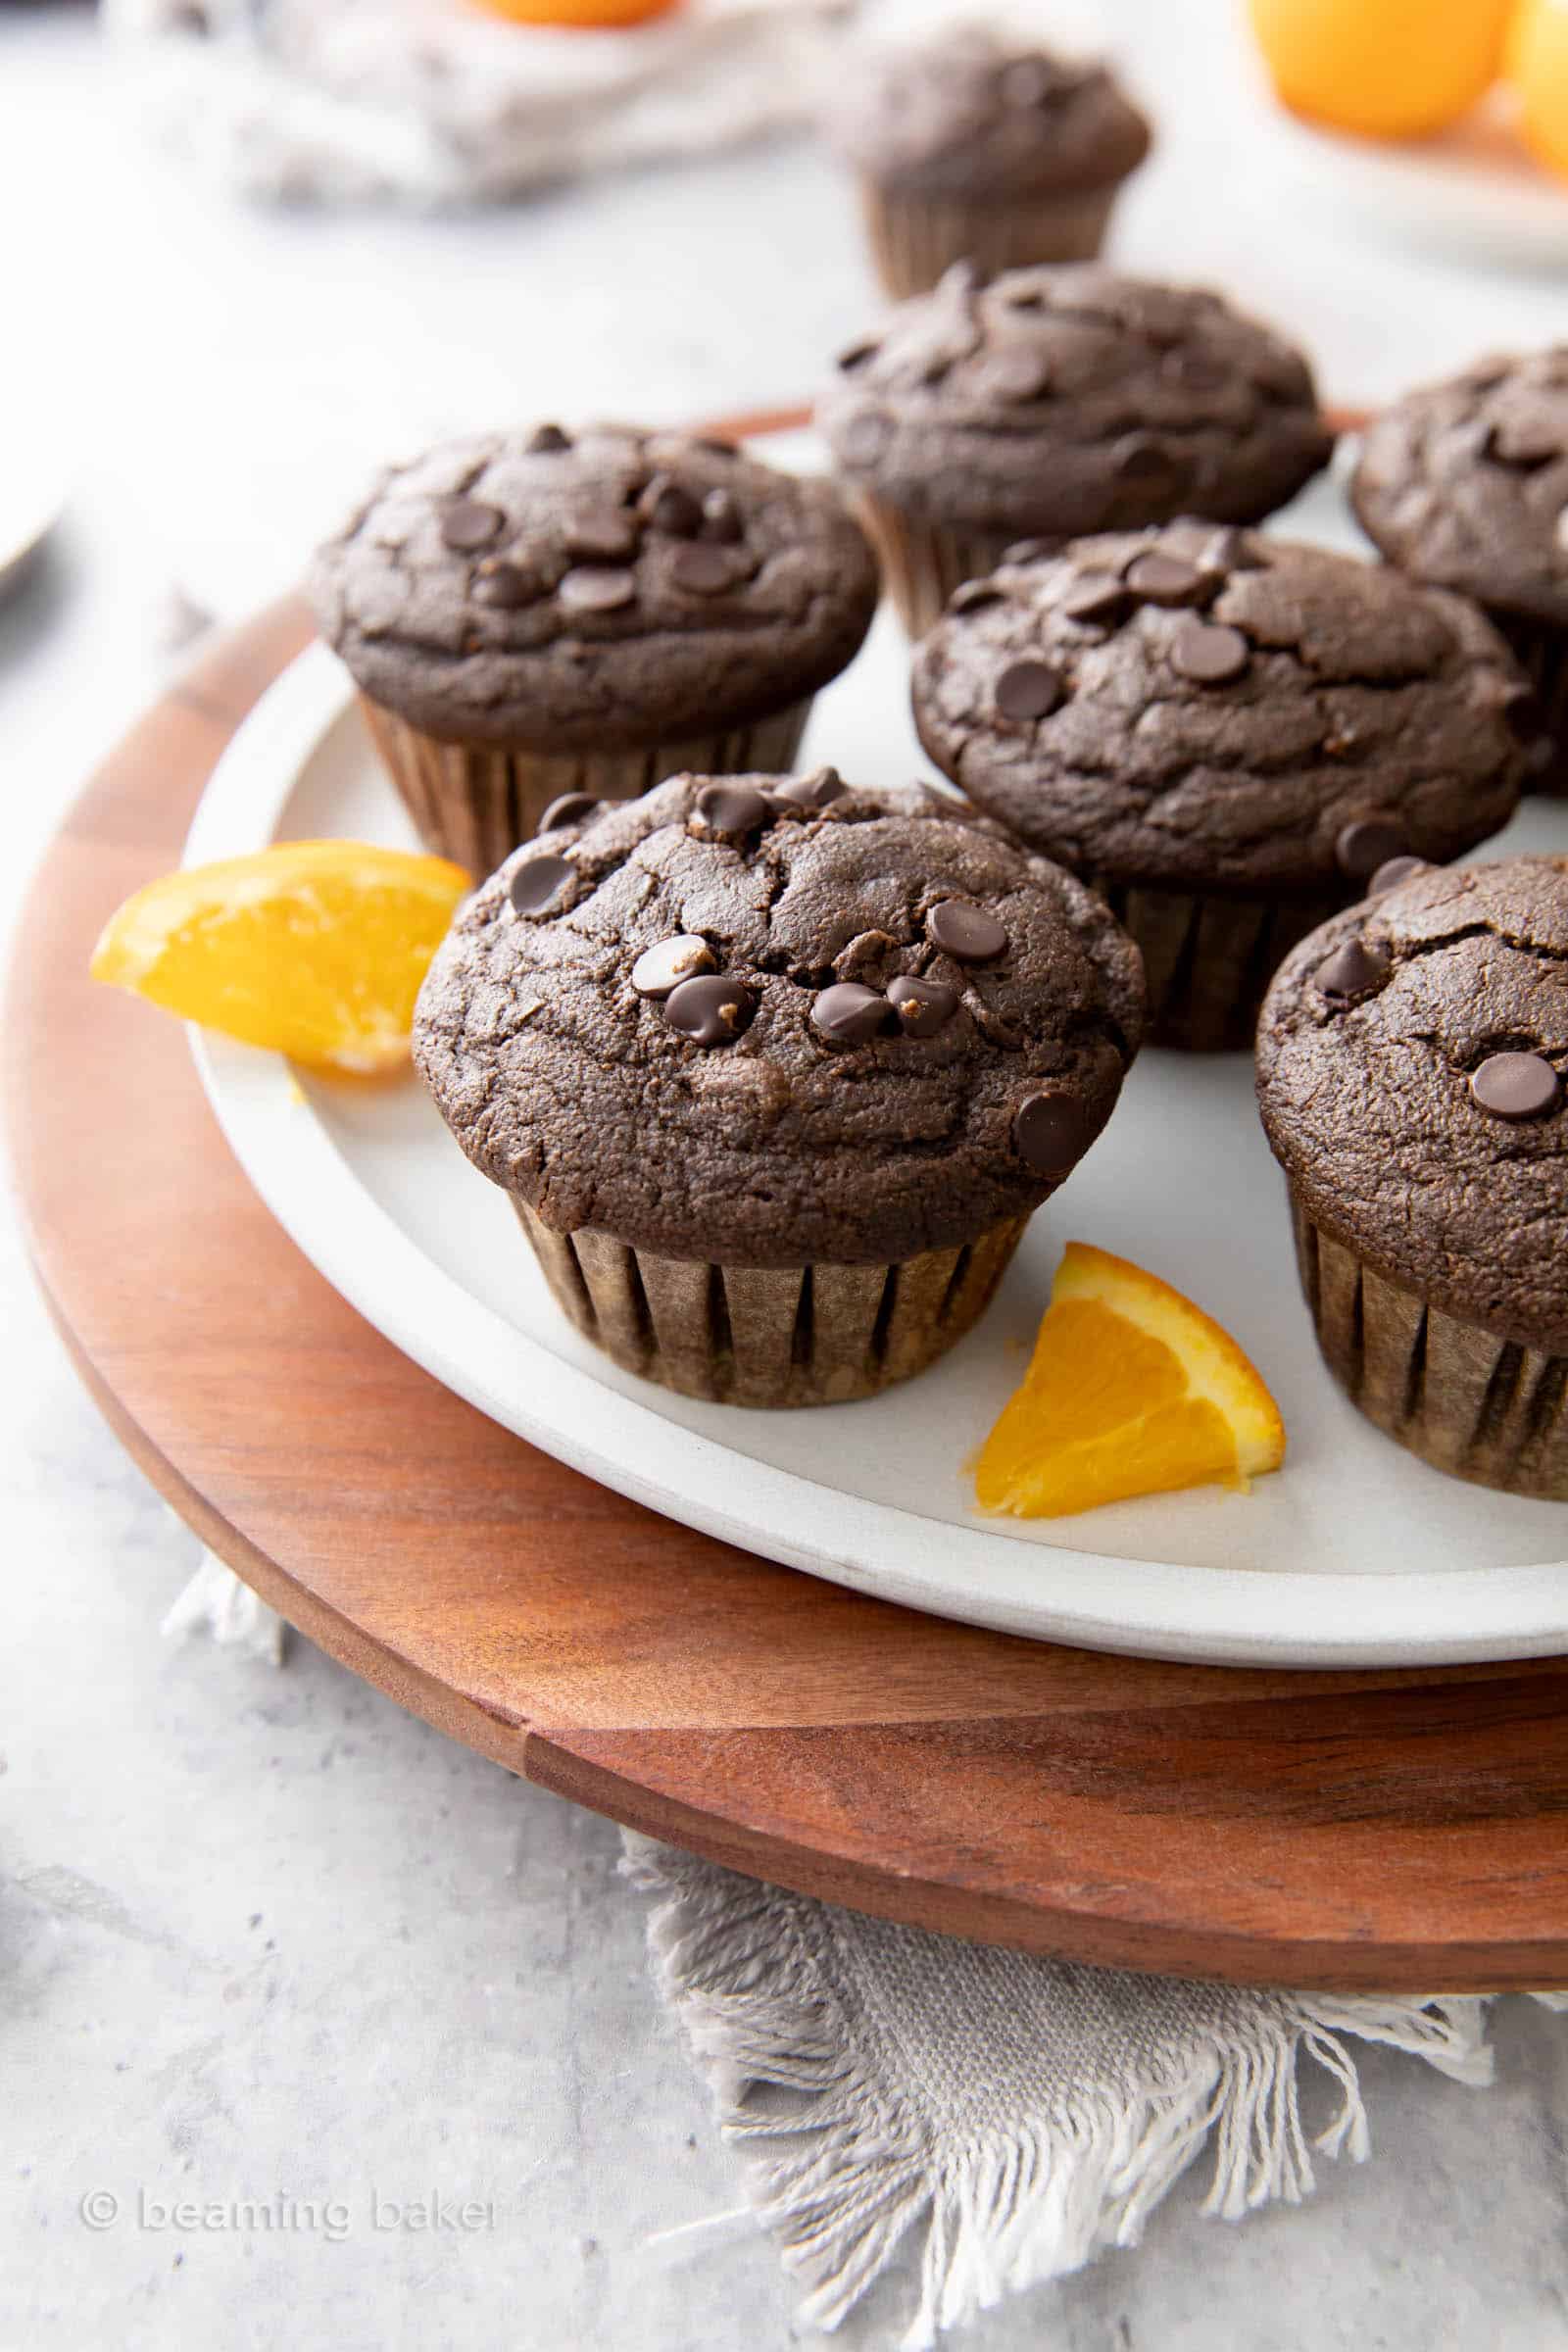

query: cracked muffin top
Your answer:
[824,24,1151,199]
[1256,856,1568,1351]
[1351,349,1568,629]
[308,423,880,750]
[815,265,1333,536]
[911,523,1529,894]
[413,769,1145,1267]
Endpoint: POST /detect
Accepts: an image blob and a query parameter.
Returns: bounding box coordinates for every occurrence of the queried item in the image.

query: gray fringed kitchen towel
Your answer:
[625,1834,1568,2347]
[164,1557,1566,2345]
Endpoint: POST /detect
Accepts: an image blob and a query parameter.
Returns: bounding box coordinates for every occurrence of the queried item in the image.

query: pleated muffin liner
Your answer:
[849,494,1053,642]
[360,695,812,879]
[1087,876,1348,1054]
[1489,611,1568,798]
[857,177,1117,301]
[1289,1193,1568,1500]
[513,1199,1032,1407]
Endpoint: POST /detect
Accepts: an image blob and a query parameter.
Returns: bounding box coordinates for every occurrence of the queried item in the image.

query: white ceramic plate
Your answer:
[183,444,1568,1669]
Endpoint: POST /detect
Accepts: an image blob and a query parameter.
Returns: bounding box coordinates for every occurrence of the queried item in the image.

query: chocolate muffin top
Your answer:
[414,769,1145,1267]
[911,524,1529,894]
[825,24,1151,199]
[1351,349,1568,629]
[816,265,1333,536]
[309,424,880,750]
[1256,856,1568,1351]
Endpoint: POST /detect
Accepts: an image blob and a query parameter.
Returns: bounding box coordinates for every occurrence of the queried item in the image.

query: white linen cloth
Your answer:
[104,0,855,207]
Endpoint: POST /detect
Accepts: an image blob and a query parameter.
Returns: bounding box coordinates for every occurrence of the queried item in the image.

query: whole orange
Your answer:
[1247,0,1514,138]
[467,0,683,24]
[1507,0,1568,180]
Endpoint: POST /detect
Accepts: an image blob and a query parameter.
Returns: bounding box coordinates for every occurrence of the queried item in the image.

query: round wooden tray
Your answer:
[11,600,1568,1993]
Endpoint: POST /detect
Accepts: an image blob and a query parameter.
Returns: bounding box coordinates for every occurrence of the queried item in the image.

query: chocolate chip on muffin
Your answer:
[1351,349,1568,794]
[816,265,1333,636]
[912,525,1529,1050]
[415,771,1145,1407]
[1256,855,1568,1496]
[310,424,880,875]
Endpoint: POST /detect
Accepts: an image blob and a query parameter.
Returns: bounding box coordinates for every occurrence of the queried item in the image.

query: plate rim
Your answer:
[180,637,1568,1670]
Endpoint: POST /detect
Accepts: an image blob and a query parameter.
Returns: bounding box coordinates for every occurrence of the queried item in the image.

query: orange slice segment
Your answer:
[974,1242,1285,1520]
[89,841,469,1074]
[1246,0,1513,140]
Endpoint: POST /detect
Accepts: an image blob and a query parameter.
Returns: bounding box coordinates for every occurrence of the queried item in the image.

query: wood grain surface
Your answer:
[9,596,1568,1994]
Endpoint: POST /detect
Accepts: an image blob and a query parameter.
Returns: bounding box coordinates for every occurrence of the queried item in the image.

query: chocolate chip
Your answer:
[887,974,958,1038]
[1313,939,1390,1001]
[1485,416,1562,468]
[1125,551,1210,607]
[926,899,1007,961]
[638,476,703,538]
[995,660,1062,721]
[441,499,506,552]
[700,489,743,544]
[1160,350,1230,394]
[772,765,845,811]
[1470,1051,1561,1119]
[1002,539,1056,566]
[538,792,600,832]
[949,581,1004,614]
[472,561,544,610]
[1369,855,1428,897]
[1062,570,1133,627]
[1168,617,1250,685]
[1111,433,1175,486]
[837,338,881,372]
[509,854,575,917]
[1500,683,1546,743]
[526,424,572,454]
[1335,816,1409,882]
[565,513,640,563]
[692,435,740,459]
[558,566,637,613]
[842,414,891,467]
[1004,285,1045,310]
[811,982,890,1046]
[663,973,756,1047]
[632,934,716,999]
[1012,1091,1093,1175]
[692,780,773,838]
[980,350,1052,404]
[670,542,741,596]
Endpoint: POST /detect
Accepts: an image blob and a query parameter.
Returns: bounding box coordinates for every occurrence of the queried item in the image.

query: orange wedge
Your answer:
[1508,0,1568,182]
[974,1243,1285,1519]
[89,841,469,1074]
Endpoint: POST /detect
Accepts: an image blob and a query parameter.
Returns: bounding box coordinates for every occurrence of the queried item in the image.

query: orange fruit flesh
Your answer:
[1508,0,1568,181]
[89,842,469,1074]
[974,1244,1285,1520]
[1246,0,1514,139]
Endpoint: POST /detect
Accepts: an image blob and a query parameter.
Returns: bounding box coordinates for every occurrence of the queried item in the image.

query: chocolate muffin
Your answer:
[310,424,881,876]
[816,264,1333,636]
[912,524,1530,1050]
[1257,855,1568,1498]
[1351,349,1568,795]
[414,768,1145,1407]
[825,24,1151,300]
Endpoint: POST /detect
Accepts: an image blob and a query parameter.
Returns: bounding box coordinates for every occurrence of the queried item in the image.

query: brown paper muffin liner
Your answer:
[1488,611,1568,798]
[1289,1193,1568,1499]
[513,1200,1031,1407]
[360,695,813,878]
[850,494,1050,640]
[1088,877,1348,1054]
[858,177,1118,301]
